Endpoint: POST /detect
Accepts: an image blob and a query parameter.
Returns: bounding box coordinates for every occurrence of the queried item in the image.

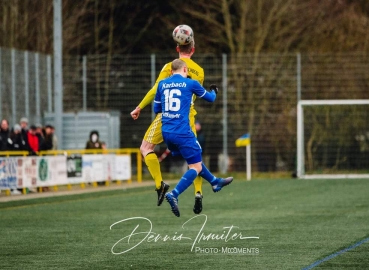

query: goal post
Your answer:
[297,99,369,179]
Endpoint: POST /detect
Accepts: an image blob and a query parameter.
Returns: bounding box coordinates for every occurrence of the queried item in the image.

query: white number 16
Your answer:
[163,89,181,111]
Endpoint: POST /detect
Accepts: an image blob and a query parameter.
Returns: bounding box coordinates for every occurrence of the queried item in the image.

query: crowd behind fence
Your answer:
[1,48,369,174]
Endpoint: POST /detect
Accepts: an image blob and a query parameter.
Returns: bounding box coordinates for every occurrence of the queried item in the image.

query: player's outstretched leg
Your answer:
[165,168,198,217]
[156,181,170,206]
[199,163,233,192]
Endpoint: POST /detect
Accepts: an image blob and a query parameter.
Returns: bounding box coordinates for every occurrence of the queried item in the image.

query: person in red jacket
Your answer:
[27,125,39,155]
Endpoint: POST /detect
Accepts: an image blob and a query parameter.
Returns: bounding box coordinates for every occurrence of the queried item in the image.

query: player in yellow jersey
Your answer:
[130,25,204,214]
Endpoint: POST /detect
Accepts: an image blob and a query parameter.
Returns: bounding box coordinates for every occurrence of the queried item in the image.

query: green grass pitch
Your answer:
[1,179,368,269]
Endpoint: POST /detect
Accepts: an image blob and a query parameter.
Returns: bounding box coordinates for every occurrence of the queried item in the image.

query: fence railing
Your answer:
[0,148,142,195]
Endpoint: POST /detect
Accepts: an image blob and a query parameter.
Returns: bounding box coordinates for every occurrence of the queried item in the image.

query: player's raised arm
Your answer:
[153,83,163,114]
[130,63,171,120]
[191,80,218,102]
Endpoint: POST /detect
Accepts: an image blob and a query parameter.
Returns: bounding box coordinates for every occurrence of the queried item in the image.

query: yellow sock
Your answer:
[193,176,203,195]
[144,152,162,189]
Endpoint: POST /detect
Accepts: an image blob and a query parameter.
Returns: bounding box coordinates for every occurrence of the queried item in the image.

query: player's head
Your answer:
[176,40,195,56]
[171,59,188,77]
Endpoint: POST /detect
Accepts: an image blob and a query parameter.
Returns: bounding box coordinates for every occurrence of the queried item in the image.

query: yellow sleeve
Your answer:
[198,70,204,86]
[138,63,171,109]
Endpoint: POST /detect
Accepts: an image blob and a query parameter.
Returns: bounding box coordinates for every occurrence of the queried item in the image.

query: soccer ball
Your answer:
[172,25,194,45]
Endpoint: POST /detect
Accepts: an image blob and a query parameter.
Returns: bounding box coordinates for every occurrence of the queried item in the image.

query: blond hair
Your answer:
[171,59,187,72]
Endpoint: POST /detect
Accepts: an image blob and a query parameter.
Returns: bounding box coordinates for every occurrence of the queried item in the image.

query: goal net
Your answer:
[297,100,369,179]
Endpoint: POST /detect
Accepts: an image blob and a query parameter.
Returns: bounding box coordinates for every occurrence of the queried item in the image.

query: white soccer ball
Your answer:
[172,25,194,45]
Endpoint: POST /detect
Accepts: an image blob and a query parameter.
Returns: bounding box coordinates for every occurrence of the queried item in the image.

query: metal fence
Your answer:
[1,48,369,173]
[0,48,52,125]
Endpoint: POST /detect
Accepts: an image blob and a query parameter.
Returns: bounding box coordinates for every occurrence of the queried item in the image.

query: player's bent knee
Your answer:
[139,144,146,155]
[140,140,156,156]
[188,162,202,174]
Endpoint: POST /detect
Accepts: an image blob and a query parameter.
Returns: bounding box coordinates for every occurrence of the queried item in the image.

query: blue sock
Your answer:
[172,169,198,198]
[199,163,218,185]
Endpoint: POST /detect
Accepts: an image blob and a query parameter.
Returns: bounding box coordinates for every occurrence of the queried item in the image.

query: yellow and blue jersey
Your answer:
[138,58,204,118]
[142,58,204,144]
[154,74,216,135]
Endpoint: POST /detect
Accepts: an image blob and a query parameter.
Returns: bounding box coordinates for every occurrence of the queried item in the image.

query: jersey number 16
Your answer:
[164,89,181,112]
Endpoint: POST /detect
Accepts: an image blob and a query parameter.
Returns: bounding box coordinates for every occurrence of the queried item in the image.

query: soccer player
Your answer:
[154,59,233,217]
[130,26,206,214]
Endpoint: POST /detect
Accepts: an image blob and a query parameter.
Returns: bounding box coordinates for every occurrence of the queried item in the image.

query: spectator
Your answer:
[19,117,29,147]
[85,130,103,149]
[27,125,39,155]
[7,123,26,195]
[85,131,104,185]
[20,117,28,134]
[195,121,206,153]
[50,125,58,150]
[0,119,11,151]
[8,124,27,151]
[39,125,54,151]
[37,124,52,193]
[35,123,44,147]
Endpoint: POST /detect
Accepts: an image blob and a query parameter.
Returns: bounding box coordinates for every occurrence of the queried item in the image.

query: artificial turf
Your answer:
[0,178,368,269]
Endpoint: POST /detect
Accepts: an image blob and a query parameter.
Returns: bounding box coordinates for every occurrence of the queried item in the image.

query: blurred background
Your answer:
[1,0,369,175]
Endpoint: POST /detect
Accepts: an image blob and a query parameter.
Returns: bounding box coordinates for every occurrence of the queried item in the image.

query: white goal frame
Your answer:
[297,99,369,179]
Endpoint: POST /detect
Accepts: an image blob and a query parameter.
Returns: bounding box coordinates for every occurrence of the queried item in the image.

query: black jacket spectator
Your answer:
[19,117,29,148]
[0,119,11,151]
[85,130,103,149]
[39,126,54,151]
[8,125,27,151]
[35,123,44,148]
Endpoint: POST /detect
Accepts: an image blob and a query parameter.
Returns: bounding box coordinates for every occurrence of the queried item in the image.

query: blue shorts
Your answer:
[162,132,202,164]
